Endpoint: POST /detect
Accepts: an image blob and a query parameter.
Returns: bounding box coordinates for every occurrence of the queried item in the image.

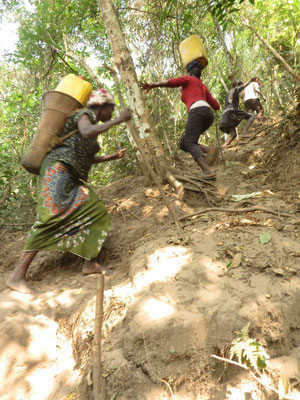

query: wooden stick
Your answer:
[177,206,300,222]
[124,207,143,222]
[215,119,226,169]
[93,273,106,400]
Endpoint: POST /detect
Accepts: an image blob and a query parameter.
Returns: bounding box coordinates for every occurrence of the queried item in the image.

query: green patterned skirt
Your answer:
[24,158,111,260]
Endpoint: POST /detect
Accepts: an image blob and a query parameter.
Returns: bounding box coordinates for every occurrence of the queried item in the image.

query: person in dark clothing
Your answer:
[141,60,220,180]
[220,78,257,147]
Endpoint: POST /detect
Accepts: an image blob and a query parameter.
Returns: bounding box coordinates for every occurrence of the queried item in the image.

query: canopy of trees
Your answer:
[0,0,299,224]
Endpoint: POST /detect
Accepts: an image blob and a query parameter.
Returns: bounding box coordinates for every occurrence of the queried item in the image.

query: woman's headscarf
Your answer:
[87,88,115,107]
[186,60,203,73]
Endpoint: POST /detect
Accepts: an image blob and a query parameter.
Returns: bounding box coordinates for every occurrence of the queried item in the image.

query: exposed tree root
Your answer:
[165,167,220,206]
[178,205,300,223]
[165,170,184,201]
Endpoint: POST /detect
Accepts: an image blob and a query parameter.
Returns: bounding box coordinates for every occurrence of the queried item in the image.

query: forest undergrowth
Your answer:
[0,113,300,400]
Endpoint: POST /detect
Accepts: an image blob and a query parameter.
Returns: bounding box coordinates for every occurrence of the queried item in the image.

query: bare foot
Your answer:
[82,261,112,275]
[5,277,34,294]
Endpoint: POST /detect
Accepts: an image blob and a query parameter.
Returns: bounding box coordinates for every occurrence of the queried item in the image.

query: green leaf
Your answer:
[259,232,272,244]
[226,260,233,270]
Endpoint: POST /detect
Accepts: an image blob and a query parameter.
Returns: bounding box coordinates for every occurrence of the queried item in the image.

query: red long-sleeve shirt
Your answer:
[168,76,220,112]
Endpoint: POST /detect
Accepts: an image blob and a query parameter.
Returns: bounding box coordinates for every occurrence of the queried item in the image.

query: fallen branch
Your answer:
[93,273,106,400]
[247,120,282,142]
[177,206,300,222]
[211,355,297,400]
[124,207,143,222]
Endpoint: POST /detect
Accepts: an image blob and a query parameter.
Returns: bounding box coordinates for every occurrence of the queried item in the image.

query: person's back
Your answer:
[243,78,265,119]
[224,86,241,110]
[220,78,257,146]
[244,81,259,102]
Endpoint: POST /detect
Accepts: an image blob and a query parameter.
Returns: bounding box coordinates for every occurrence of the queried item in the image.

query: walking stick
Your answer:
[215,115,226,170]
[93,273,106,400]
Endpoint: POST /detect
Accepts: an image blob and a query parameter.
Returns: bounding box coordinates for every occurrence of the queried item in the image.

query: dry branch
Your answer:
[178,206,300,223]
[211,355,297,400]
[247,120,283,142]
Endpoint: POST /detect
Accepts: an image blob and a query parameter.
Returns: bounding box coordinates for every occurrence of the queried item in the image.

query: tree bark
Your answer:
[201,34,229,92]
[242,19,300,82]
[204,0,234,76]
[97,0,168,178]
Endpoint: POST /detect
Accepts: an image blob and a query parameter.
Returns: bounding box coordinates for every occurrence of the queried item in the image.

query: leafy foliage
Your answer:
[230,323,269,371]
[0,0,298,223]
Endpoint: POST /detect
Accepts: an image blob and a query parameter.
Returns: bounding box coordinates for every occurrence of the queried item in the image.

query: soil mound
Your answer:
[0,114,300,400]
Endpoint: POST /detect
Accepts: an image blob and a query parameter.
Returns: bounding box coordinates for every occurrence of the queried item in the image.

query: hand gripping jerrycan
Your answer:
[179,35,208,70]
[21,74,92,175]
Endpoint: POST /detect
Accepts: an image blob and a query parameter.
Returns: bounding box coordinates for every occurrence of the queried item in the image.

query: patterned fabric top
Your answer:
[46,108,100,181]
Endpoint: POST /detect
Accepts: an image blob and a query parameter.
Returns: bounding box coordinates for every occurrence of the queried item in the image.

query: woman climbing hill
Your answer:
[141,60,220,180]
[6,89,131,294]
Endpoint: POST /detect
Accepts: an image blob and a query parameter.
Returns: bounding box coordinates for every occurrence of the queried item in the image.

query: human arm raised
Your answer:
[78,109,131,139]
[238,77,257,92]
[141,80,169,92]
[93,148,126,164]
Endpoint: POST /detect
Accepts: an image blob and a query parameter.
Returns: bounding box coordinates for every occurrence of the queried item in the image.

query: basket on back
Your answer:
[21,74,92,175]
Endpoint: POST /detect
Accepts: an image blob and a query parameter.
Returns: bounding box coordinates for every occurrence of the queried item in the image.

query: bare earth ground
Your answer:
[0,114,300,400]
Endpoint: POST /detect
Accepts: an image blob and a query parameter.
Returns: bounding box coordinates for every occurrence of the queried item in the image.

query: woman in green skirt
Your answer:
[6,89,131,293]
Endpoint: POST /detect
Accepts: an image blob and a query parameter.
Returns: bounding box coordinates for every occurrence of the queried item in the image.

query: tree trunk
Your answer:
[201,34,229,92]
[97,0,168,178]
[242,19,300,82]
[204,0,234,76]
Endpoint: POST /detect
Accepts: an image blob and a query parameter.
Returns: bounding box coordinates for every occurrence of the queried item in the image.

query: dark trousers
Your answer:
[244,98,264,117]
[179,106,214,160]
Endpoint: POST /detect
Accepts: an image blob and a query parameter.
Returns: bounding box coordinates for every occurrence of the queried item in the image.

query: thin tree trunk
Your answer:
[242,19,300,82]
[97,0,167,178]
[204,0,233,76]
[201,34,229,92]
[108,67,182,230]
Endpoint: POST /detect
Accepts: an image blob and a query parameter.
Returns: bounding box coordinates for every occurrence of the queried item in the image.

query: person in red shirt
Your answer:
[141,60,220,180]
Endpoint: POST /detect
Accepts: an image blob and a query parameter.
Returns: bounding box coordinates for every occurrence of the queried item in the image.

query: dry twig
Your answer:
[211,355,298,400]
[247,120,282,142]
[178,206,300,223]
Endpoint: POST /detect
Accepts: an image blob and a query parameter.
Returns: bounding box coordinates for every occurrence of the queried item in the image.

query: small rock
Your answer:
[273,268,284,276]
[265,293,271,299]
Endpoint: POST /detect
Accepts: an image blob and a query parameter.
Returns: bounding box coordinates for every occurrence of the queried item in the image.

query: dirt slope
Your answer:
[0,115,300,400]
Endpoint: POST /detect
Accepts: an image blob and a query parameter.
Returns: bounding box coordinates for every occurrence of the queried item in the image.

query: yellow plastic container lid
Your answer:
[54,74,93,106]
[179,35,208,69]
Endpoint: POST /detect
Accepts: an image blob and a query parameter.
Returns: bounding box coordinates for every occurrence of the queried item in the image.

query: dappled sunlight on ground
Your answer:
[142,297,175,321]
[132,245,191,294]
[0,284,89,400]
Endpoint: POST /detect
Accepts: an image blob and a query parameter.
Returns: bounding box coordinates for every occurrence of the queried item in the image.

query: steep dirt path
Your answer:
[1,118,300,400]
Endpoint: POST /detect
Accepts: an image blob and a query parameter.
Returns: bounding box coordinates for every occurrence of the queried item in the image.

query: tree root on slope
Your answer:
[165,167,221,206]
[177,206,300,224]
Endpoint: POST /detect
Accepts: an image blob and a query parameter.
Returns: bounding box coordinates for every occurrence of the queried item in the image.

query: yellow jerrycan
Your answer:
[179,35,208,70]
[21,74,92,175]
